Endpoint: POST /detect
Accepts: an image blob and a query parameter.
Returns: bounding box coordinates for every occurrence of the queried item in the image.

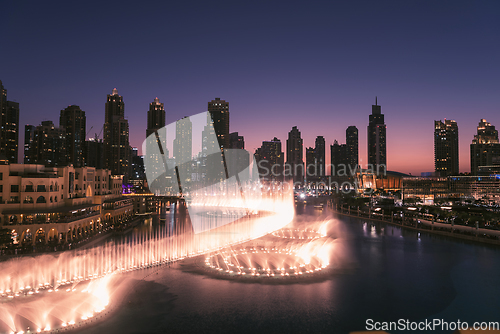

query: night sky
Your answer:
[1,1,499,175]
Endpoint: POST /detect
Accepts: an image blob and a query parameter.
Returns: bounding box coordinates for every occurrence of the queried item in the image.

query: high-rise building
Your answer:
[367,97,387,172]
[208,98,229,149]
[28,121,67,167]
[130,147,145,180]
[0,80,20,163]
[314,136,326,177]
[0,80,7,160]
[103,88,130,177]
[173,116,192,166]
[60,105,86,168]
[200,116,223,184]
[286,126,304,183]
[434,119,459,176]
[229,132,244,149]
[346,125,359,170]
[146,97,166,138]
[24,125,35,164]
[470,119,500,175]
[86,137,104,169]
[331,125,359,177]
[254,138,284,181]
[305,147,316,179]
[228,132,249,180]
[330,140,347,176]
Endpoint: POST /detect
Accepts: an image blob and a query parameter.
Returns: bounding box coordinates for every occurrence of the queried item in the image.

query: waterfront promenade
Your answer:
[330,201,500,247]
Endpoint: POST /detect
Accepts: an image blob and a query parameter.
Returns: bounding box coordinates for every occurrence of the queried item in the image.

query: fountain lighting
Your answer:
[0,183,295,333]
[205,242,332,279]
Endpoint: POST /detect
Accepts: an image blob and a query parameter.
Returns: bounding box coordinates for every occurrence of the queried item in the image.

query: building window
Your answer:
[25,184,34,192]
[0,185,2,192]
[24,196,34,204]
[36,196,46,203]
[11,185,19,192]
[0,172,2,180]
[8,196,20,203]
[37,185,46,192]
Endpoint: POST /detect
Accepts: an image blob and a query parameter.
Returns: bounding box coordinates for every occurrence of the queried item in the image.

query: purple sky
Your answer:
[1,1,499,175]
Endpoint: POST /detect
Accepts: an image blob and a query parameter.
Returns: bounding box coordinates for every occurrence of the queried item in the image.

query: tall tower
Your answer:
[254,137,284,181]
[367,97,387,172]
[146,97,166,138]
[24,124,36,164]
[286,126,304,183]
[173,116,192,166]
[314,136,326,177]
[434,119,459,176]
[60,105,86,167]
[305,147,316,179]
[470,119,500,175]
[0,80,19,163]
[29,121,67,167]
[103,88,130,177]
[207,98,229,149]
[330,140,347,176]
[346,125,359,170]
[0,80,6,160]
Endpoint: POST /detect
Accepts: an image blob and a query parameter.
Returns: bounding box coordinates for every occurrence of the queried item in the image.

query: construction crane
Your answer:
[96,126,103,140]
[86,126,94,138]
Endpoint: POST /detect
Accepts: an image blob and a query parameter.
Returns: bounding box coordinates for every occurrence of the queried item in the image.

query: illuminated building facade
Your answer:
[103,88,130,177]
[367,98,387,172]
[470,119,500,175]
[434,119,459,176]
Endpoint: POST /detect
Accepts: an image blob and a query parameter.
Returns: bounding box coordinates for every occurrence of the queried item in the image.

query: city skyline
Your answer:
[5,83,500,176]
[1,1,499,175]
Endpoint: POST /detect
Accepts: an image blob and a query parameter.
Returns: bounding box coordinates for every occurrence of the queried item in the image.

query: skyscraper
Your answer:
[229,132,244,149]
[208,98,229,149]
[346,125,359,170]
[103,88,130,177]
[254,138,284,181]
[86,137,104,169]
[285,126,304,183]
[60,105,86,167]
[173,116,192,166]
[470,119,500,175]
[314,136,326,177]
[305,147,316,179]
[331,126,359,177]
[434,119,459,176]
[367,97,386,172]
[330,140,347,176]
[28,121,67,167]
[0,80,19,163]
[228,132,249,180]
[146,97,166,138]
[24,125,35,164]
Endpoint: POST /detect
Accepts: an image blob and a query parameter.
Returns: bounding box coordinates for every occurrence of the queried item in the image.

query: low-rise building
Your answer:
[0,162,133,246]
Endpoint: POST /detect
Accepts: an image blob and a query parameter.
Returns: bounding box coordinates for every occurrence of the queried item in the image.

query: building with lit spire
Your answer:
[470,119,500,175]
[103,88,130,178]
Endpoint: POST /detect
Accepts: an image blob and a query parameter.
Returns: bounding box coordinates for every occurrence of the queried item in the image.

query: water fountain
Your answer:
[203,220,334,280]
[0,111,298,333]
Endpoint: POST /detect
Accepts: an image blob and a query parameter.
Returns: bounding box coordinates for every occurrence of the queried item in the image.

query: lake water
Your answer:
[77,205,500,334]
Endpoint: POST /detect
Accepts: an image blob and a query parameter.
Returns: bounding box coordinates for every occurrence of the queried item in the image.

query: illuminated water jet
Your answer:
[0,188,294,333]
[203,223,334,280]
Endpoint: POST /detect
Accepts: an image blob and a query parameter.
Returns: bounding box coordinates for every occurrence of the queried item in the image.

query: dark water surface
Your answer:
[78,206,500,334]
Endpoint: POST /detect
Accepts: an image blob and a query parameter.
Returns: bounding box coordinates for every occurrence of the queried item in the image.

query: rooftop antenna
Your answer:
[375,96,378,105]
